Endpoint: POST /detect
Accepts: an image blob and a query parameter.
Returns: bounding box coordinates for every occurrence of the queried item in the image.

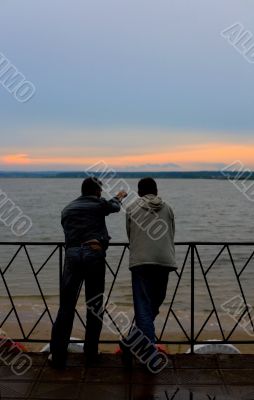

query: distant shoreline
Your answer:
[0,171,253,180]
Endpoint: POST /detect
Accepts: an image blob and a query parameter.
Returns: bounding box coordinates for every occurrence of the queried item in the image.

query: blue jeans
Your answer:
[50,245,105,360]
[131,265,169,344]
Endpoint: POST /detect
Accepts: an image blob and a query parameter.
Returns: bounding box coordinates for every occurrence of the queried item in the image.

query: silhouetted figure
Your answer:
[50,177,127,368]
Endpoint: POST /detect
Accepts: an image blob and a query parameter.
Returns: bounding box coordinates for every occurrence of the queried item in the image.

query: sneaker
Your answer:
[119,340,133,368]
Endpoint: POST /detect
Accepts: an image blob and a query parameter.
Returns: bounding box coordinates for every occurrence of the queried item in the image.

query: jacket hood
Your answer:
[136,194,164,211]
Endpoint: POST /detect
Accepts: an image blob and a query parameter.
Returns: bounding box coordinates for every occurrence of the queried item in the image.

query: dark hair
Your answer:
[138,177,158,197]
[82,177,102,196]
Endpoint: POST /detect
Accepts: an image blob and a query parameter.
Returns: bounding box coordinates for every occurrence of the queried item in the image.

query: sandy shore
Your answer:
[1,301,254,354]
[0,298,254,354]
[2,325,254,354]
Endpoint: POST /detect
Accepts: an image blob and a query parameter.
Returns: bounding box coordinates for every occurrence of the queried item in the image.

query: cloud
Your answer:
[1,154,31,165]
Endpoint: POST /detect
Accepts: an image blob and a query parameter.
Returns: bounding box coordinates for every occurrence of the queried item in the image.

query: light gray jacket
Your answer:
[126,194,177,270]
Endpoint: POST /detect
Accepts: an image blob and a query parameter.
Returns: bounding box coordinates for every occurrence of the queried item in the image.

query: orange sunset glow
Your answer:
[1,142,254,169]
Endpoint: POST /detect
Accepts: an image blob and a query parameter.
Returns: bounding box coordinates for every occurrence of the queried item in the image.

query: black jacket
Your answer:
[61,195,121,249]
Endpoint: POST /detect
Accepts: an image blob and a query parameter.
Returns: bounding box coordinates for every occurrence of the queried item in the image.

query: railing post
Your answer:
[59,244,63,304]
[190,243,195,354]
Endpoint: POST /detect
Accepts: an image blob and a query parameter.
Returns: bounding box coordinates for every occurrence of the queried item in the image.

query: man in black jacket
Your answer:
[50,177,127,368]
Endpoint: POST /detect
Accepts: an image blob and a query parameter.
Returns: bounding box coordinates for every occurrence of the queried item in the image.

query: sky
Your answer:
[0,0,254,171]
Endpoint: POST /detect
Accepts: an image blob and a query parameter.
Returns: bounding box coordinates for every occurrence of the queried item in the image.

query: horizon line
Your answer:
[0,170,250,174]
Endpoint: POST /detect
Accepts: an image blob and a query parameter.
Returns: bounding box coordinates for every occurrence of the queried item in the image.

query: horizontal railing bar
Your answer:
[1,241,254,246]
[0,242,65,246]
[11,339,254,345]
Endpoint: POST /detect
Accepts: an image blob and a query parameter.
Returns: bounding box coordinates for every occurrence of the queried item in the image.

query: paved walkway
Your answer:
[1,353,254,399]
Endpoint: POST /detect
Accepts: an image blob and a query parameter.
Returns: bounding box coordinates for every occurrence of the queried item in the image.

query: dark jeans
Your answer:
[50,246,106,360]
[131,264,169,344]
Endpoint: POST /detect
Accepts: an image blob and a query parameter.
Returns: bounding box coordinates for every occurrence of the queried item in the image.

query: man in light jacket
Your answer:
[120,177,176,371]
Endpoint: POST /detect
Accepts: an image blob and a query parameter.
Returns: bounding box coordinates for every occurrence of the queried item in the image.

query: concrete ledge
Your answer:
[0,353,254,399]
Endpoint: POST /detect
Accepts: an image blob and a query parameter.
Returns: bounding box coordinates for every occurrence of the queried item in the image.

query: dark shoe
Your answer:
[119,340,133,368]
[48,353,66,370]
[84,351,101,367]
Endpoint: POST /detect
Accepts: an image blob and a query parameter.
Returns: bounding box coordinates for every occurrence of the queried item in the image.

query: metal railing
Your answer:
[1,241,254,353]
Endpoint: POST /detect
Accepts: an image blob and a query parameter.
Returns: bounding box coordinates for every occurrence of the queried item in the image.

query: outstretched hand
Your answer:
[116,191,128,201]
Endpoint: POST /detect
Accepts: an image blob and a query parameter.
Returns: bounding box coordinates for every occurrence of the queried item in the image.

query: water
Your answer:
[0,178,254,327]
[0,178,253,243]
